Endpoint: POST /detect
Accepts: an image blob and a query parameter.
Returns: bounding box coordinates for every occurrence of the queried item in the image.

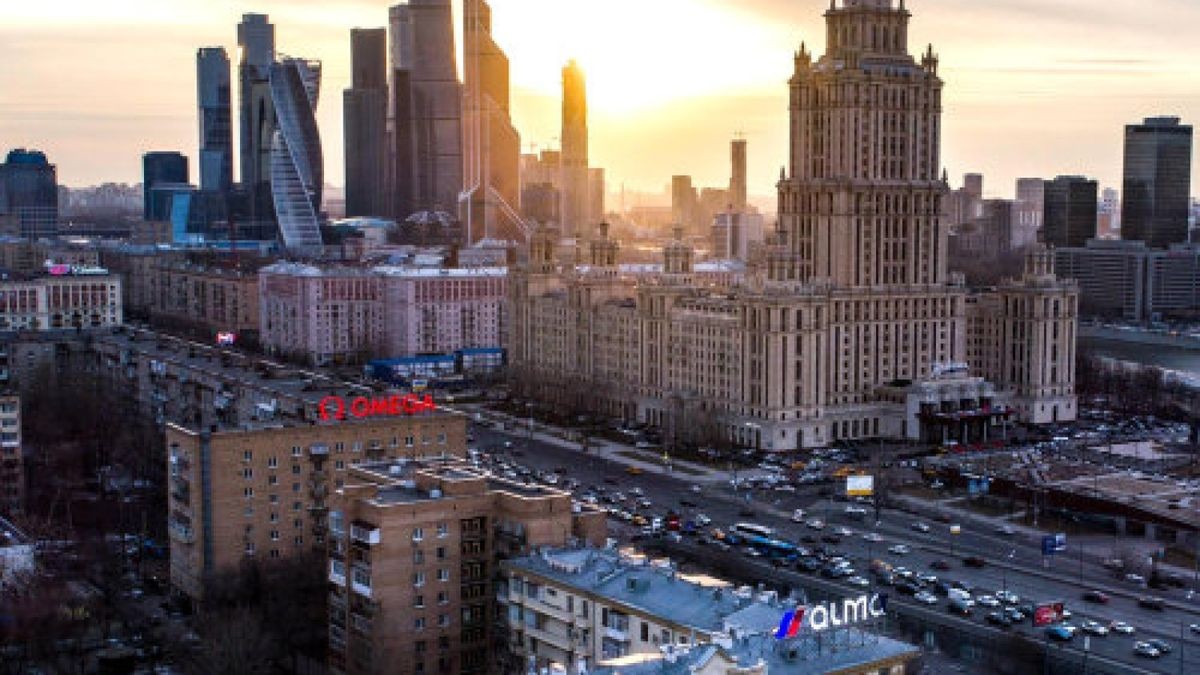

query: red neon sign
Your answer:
[319,394,436,421]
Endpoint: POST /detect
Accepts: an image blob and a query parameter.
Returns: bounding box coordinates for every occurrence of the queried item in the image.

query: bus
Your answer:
[731,523,776,540]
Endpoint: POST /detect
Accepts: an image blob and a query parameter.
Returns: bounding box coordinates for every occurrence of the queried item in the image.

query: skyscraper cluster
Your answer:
[343,0,600,246]
[145,14,325,253]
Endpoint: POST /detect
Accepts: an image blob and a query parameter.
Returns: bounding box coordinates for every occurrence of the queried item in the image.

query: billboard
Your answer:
[1033,602,1065,627]
[1042,533,1067,556]
[846,475,874,497]
[216,332,236,346]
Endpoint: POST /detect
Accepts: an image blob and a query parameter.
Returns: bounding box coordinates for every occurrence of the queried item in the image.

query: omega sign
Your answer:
[319,394,436,421]
[775,594,888,639]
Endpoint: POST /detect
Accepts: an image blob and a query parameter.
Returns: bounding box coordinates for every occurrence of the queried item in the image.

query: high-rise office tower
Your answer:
[238,13,277,224]
[197,48,233,193]
[1098,187,1121,239]
[270,58,325,255]
[388,1,463,218]
[0,149,58,239]
[142,151,190,221]
[1014,177,1045,249]
[1043,175,1098,248]
[561,59,588,238]
[1121,116,1193,248]
[671,175,697,232]
[588,167,605,224]
[730,137,748,212]
[462,0,523,243]
[344,28,389,217]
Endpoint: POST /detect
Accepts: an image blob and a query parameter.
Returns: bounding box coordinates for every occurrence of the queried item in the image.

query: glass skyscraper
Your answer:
[142,151,189,221]
[0,149,59,239]
[1120,116,1193,249]
[197,47,233,193]
[1043,175,1098,248]
[270,58,325,255]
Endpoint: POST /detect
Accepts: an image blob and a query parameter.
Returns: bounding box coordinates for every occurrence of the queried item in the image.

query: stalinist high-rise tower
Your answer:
[773,0,946,287]
[508,0,1078,450]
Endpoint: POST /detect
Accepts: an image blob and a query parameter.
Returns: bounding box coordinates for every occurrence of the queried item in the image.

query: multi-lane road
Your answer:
[468,420,1200,673]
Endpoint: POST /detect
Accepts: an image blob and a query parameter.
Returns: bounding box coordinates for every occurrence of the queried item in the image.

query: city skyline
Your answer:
[4,0,1200,202]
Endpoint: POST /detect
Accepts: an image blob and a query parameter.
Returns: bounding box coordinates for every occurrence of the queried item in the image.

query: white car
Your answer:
[862,532,883,543]
[976,595,1000,608]
[911,522,930,533]
[696,514,712,526]
[914,591,938,605]
[690,485,703,494]
[995,525,1016,536]
[806,519,826,530]
[888,544,911,555]
[1110,621,1135,635]
[995,590,1020,605]
[1081,620,1109,636]
[847,576,869,588]
[834,526,853,537]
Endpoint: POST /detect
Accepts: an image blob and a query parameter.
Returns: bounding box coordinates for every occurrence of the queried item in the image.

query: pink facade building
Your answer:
[259,262,506,366]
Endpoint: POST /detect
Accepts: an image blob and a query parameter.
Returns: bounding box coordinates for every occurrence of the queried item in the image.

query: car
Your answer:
[895,581,921,596]
[948,589,974,606]
[986,611,1013,627]
[744,548,763,558]
[1081,620,1109,636]
[791,509,807,523]
[976,595,1001,608]
[1045,626,1073,642]
[625,467,644,476]
[911,522,930,533]
[888,544,911,555]
[995,525,1016,536]
[806,519,826,530]
[862,532,883,543]
[690,485,703,494]
[696,514,712,526]
[963,556,986,568]
[948,598,973,616]
[679,499,698,508]
[1137,596,1165,611]
[1082,590,1110,604]
[914,591,938,605]
[995,590,1020,605]
[893,567,914,580]
[847,576,870,588]
[1146,638,1172,655]
[1190,623,1200,635]
[821,534,843,544]
[796,557,821,573]
[1125,573,1147,586]
[917,573,939,585]
[1110,621,1135,635]
[1003,607,1025,623]
[930,560,951,571]
[1133,642,1162,659]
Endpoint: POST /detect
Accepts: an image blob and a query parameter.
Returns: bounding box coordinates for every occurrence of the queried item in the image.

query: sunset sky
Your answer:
[2,0,1199,206]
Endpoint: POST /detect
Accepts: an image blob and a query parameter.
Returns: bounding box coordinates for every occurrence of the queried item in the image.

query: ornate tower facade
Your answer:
[775,0,946,287]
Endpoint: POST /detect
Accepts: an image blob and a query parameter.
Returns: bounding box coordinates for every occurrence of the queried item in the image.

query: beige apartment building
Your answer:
[326,458,606,675]
[166,412,467,602]
[0,271,122,332]
[149,261,261,339]
[508,0,1077,450]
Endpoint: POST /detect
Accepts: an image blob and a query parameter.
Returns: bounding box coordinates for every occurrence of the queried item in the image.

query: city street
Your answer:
[469,420,1200,674]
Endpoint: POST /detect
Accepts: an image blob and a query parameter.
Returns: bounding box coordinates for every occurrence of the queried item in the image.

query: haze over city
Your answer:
[5,0,1200,198]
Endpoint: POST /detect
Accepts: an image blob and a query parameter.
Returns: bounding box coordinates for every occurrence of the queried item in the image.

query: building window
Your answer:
[335,460,345,470]
[641,622,649,642]
[414,550,424,565]
[243,487,254,498]
[437,568,449,582]
[245,542,255,555]
[268,475,278,486]
[270,530,280,541]
[436,547,446,560]
[292,483,301,493]
[292,464,301,475]
[414,571,426,587]
[293,501,303,511]
[405,436,415,447]
[437,591,448,605]
[412,527,424,542]
[294,536,303,545]
[438,614,450,628]
[436,523,448,538]
[437,433,447,444]
[269,494,279,504]
[415,595,425,608]
[242,468,253,479]
[243,450,253,462]
[269,549,280,559]
[414,617,425,630]
[352,442,362,453]
[269,513,279,523]
[291,446,301,457]
[294,518,303,529]
[267,457,277,468]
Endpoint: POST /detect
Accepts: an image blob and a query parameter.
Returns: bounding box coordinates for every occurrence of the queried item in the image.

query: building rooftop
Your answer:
[348,458,569,506]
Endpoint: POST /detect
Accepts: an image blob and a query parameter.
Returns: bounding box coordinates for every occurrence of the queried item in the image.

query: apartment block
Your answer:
[166,411,467,602]
[259,262,506,366]
[149,261,261,339]
[327,458,606,675]
[0,393,22,518]
[0,270,122,331]
[502,547,919,675]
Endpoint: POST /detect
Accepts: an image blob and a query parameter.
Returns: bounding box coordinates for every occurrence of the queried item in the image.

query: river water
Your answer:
[1080,336,1200,378]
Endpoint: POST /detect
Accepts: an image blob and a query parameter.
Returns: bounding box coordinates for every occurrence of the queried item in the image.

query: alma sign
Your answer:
[775,594,888,639]
[319,394,436,421]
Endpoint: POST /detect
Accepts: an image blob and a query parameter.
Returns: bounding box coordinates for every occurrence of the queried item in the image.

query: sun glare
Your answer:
[493,0,792,116]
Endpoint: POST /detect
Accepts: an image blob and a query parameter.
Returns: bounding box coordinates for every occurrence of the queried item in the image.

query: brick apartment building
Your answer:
[327,458,606,675]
